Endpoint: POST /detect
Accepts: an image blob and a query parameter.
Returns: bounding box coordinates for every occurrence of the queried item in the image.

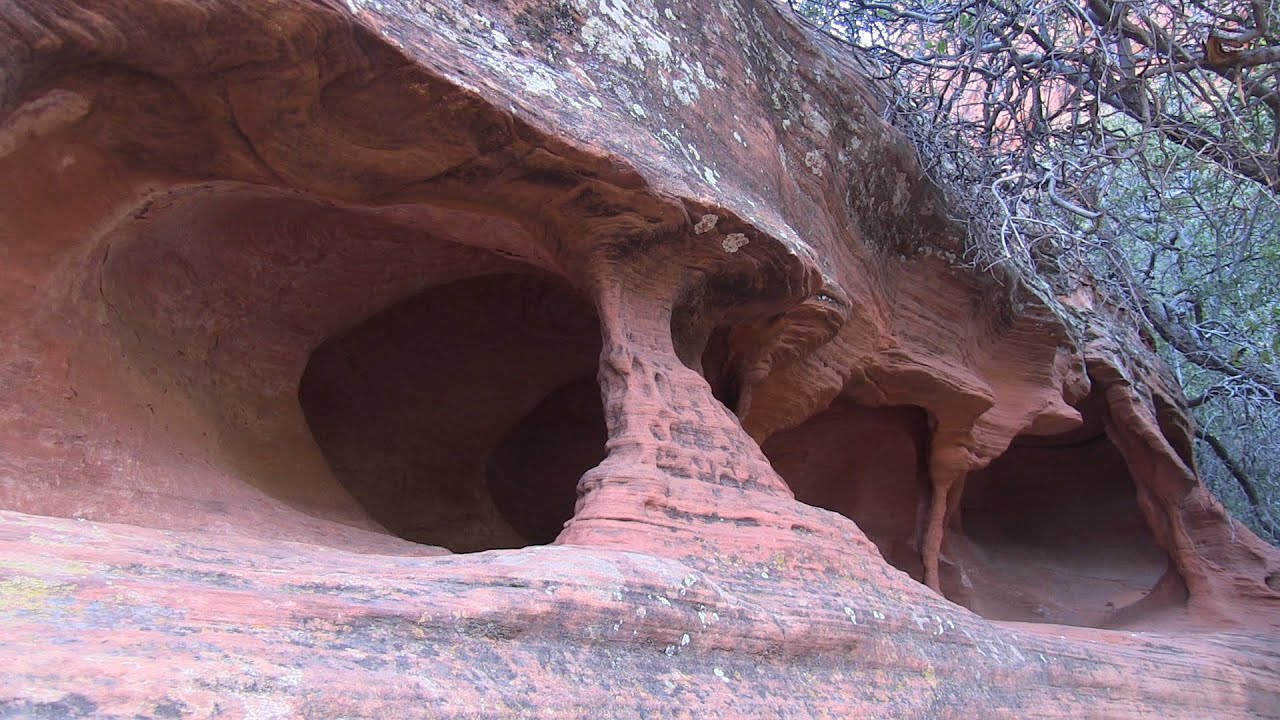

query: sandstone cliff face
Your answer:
[1,0,1278,716]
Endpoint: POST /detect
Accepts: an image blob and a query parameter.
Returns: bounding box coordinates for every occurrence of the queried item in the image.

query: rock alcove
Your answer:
[299,273,605,552]
[761,391,1174,629]
[763,400,932,582]
[95,184,607,553]
[950,401,1175,627]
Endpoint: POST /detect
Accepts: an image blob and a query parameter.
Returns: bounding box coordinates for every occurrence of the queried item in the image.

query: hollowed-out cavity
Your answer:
[762,398,932,579]
[762,390,1178,629]
[951,423,1175,627]
[299,273,605,553]
[699,326,742,413]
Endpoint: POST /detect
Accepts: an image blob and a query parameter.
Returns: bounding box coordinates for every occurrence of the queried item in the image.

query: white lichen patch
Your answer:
[591,25,640,67]
[692,61,714,88]
[630,103,647,118]
[342,0,393,13]
[523,71,559,96]
[803,149,824,177]
[722,233,749,253]
[805,106,832,136]
[640,32,673,64]
[694,214,719,234]
[571,0,716,108]
[672,78,699,105]
[576,0,671,70]
[702,165,720,186]
[581,22,633,66]
[733,131,747,147]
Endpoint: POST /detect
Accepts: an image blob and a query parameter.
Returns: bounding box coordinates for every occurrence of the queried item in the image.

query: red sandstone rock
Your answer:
[0,0,1277,716]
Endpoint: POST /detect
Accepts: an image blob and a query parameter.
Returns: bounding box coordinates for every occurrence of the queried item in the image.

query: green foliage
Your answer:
[792,0,1280,543]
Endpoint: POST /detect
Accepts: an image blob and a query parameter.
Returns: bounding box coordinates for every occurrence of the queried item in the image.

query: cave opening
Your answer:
[699,325,742,414]
[762,398,932,580]
[298,272,606,553]
[950,416,1175,627]
[760,389,1179,628]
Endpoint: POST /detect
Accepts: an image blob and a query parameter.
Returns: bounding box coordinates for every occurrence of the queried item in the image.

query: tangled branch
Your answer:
[793,0,1280,544]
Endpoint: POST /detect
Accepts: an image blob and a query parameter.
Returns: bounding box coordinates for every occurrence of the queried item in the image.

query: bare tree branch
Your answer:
[792,0,1280,545]
[1197,428,1280,541]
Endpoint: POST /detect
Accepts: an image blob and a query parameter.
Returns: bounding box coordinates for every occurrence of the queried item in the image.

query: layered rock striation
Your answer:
[1,0,1277,716]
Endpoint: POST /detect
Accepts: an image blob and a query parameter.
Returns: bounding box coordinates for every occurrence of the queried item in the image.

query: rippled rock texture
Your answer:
[1,0,1278,716]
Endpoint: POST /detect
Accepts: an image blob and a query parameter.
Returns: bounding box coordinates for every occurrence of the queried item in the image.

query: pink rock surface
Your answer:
[0,0,1277,716]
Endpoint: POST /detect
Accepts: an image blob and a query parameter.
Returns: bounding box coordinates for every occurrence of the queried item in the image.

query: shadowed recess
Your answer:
[763,399,932,580]
[950,419,1176,627]
[763,391,1178,629]
[299,272,605,552]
